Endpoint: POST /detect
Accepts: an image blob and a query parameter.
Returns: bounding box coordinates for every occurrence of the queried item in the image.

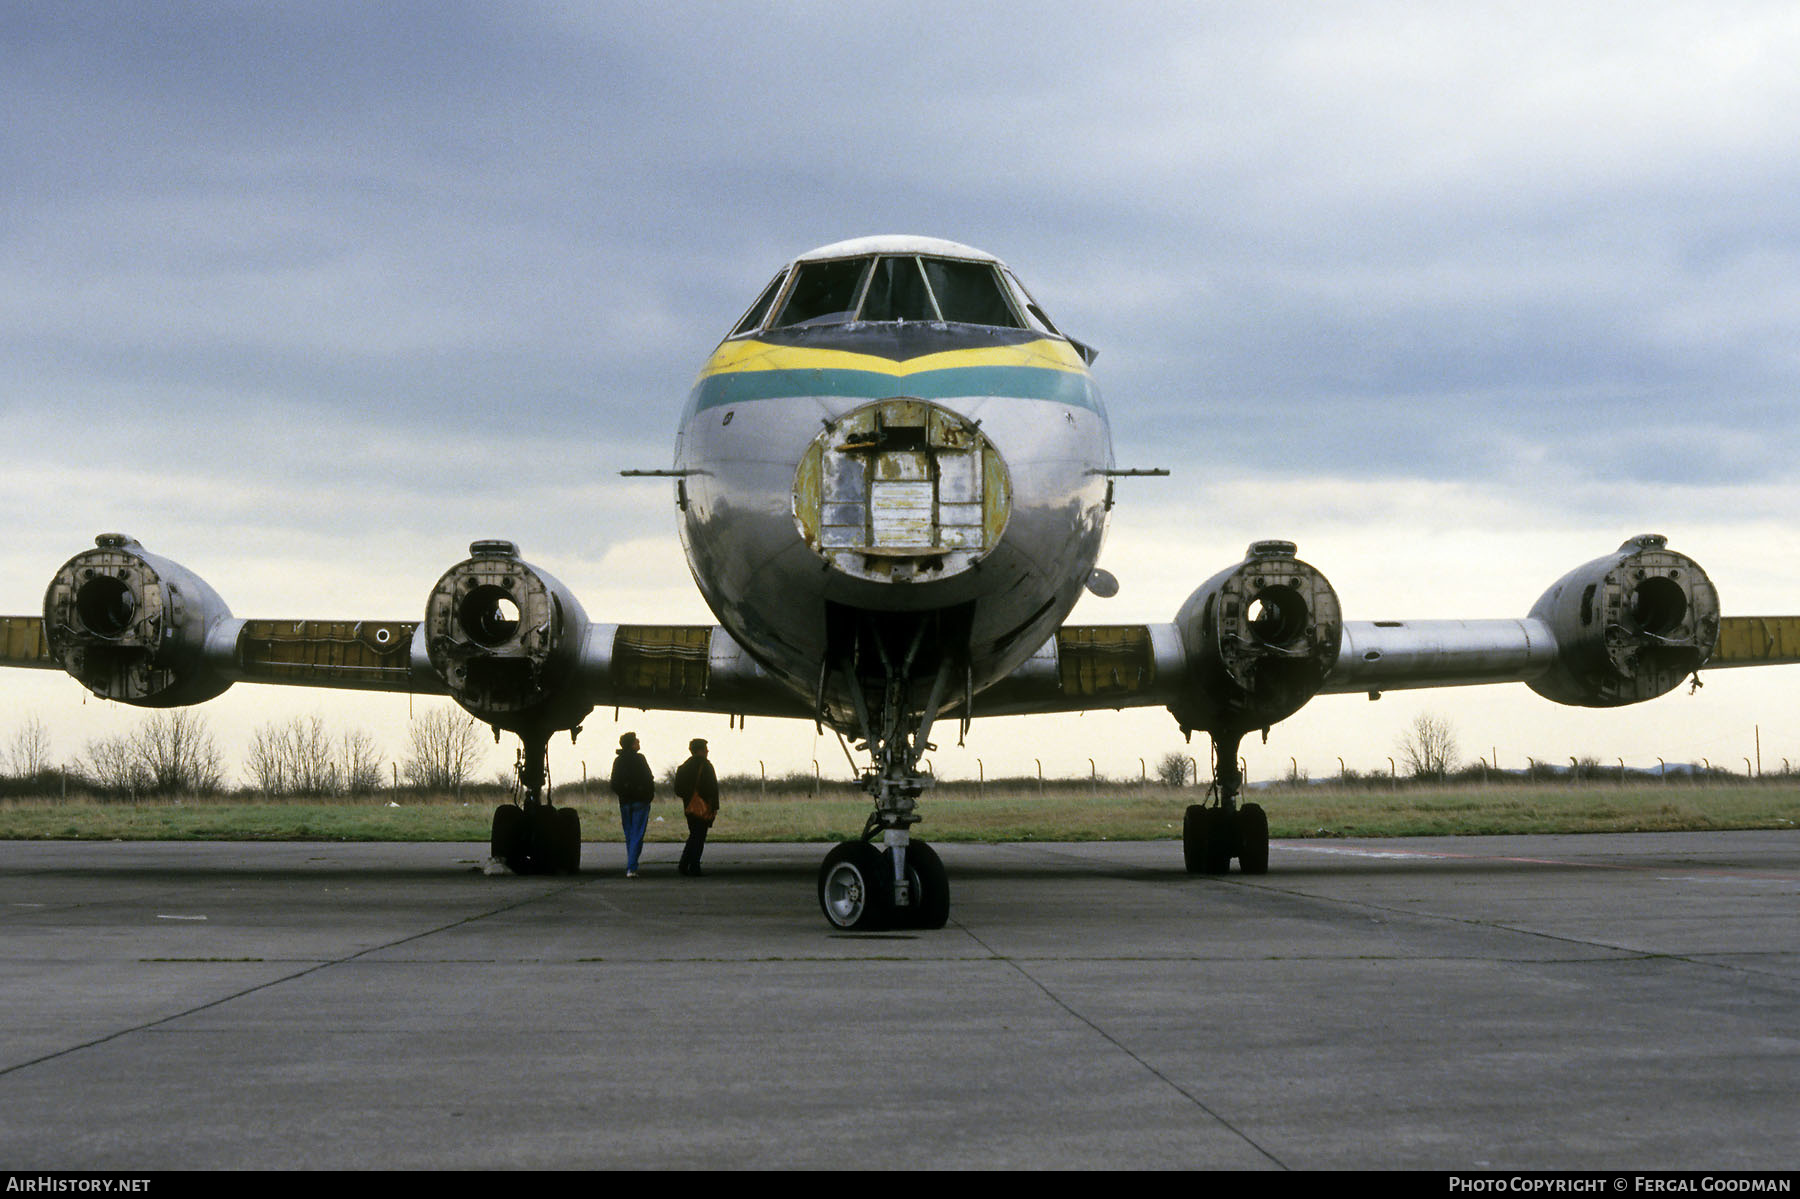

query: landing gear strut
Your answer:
[490,735,581,875]
[1182,729,1269,876]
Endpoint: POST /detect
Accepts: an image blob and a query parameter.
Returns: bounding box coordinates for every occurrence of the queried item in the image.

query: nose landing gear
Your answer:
[815,615,958,931]
[818,834,950,932]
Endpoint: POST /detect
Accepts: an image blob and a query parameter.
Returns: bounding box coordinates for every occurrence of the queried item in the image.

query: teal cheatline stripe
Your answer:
[687,366,1103,414]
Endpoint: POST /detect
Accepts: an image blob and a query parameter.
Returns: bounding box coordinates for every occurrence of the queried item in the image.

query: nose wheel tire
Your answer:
[819,841,894,931]
[885,839,950,929]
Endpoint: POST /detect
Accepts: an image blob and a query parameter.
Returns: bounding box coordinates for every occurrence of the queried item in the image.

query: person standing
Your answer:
[673,738,719,876]
[608,732,654,878]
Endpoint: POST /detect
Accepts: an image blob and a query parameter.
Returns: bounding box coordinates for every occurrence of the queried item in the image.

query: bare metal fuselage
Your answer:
[674,322,1112,727]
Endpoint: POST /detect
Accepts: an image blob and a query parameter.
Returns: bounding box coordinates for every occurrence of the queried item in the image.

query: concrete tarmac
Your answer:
[1,830,1796,1171]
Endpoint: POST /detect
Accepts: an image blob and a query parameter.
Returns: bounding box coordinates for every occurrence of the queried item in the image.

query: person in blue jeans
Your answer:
[608,732,655,877]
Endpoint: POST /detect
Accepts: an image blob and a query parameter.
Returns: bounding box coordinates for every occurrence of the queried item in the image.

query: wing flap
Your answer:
[972,624,1183,716]
[1055,624,1158,700]
[0,616,54,669]
[1711,616,1800,667]
[609,624,712,701]
[236,619,431,693]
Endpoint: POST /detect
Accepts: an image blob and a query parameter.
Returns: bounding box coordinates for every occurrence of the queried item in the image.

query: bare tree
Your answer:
[6,715,53,779]
[246,722,293,795]
[247,715,337,795]
[338,727,385,795]
[83,733,148,795]
[133,711,225,795]
[83,711,223,797]
[248,716,386,797]
[1155,751,1193,787]
[1398,712,1460,781]
[402,707,486,793]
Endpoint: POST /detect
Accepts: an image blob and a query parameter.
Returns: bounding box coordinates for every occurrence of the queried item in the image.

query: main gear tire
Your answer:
[491,804,526,870]
[1237,803,1269,875]
[554,806,582,874]
[1182,804,1210,874]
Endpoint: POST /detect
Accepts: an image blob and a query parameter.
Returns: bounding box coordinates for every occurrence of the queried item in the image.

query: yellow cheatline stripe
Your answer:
[697,337,1088,379]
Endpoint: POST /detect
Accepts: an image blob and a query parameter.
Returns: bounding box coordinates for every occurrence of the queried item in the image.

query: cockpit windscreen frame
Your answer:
[729,252,1072,343]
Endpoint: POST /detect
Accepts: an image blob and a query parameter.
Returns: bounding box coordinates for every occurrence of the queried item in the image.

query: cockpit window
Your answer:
[771,258,871,328]
[860,256,936,322]
[730,270,788,337]
[921,259,1023,328]
[740,252,1050,335]
[1002,269,1061,337]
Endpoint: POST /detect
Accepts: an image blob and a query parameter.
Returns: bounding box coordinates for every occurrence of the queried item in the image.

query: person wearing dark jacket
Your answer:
[673,738,720,876]
[608,732,655,877]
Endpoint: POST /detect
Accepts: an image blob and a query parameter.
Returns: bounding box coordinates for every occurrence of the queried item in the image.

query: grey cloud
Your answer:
[5,1,1799,519]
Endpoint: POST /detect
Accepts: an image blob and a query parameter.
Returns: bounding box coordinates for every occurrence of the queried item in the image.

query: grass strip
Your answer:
[2,783,1796,843]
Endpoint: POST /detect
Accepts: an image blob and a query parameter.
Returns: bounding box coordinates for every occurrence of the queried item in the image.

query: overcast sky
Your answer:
[5,2,1799,789]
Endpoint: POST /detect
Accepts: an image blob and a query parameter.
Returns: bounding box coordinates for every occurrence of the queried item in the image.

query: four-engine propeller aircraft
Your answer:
[5,235,1799,930]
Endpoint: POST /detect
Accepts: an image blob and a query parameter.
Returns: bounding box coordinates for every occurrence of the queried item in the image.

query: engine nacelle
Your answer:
[42,534,235,707]
[423,540,593,735]
[1529,533,1719,707]
[1168,540,1342,736]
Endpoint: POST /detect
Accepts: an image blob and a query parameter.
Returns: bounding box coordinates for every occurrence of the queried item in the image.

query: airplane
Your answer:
[4,234,1799,931]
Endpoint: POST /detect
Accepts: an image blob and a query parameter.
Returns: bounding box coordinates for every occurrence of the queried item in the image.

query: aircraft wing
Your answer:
[5,608,812,715]
[971,535,1800,735]
[3,535,814,724]
[8,532,1797,736]
[972,612,1800,721]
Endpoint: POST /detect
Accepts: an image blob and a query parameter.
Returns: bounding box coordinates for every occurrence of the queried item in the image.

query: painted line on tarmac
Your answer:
[1280,841,1798,881]
[1280,843,1532,862]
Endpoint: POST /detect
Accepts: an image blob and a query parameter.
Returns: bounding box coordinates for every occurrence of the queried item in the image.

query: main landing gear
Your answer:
[1183,730,1270,876]
[489,736,581,875]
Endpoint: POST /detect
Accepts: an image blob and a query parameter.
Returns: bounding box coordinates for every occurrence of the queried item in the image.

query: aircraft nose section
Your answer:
[792,398,1012,586]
